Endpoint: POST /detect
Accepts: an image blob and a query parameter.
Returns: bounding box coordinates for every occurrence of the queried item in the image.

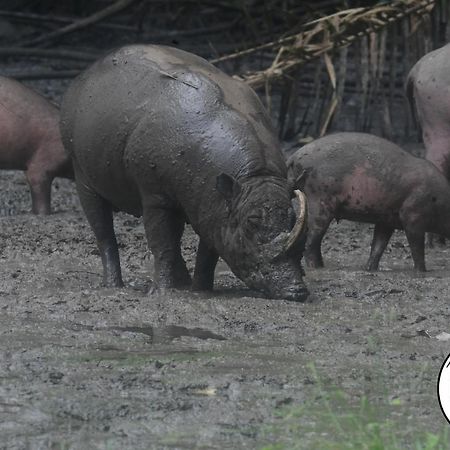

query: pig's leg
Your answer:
[400,204,426,271]
[404,228,426,271]
[365,224,394,271]
[26,166,52,215]
[304,204,333,268]
[76,176,124,287]
[142,206,191,290]
[192,239,219,291]
[423,134,448,248]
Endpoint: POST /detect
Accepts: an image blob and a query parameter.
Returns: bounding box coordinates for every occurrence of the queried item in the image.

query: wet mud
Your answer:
[1,169,450,449]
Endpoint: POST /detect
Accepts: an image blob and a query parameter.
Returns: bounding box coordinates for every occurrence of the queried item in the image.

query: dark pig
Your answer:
[60,45,308,301]
[0,76,73,214]
[406,44,450,178]
[287,132,450,271]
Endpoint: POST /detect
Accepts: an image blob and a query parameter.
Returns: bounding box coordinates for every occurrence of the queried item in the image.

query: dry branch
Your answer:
[144,19,239,41]
[19,0,141,47]
[210,0,436,89]
[0,47,98,61]
[0,10,136,32]
[7,70,82,80]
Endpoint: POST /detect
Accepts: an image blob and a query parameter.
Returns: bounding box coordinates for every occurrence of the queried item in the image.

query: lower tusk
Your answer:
[285,189,308,251]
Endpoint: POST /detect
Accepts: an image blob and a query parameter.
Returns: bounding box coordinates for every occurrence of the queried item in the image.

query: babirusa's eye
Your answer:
[247,215,261,228]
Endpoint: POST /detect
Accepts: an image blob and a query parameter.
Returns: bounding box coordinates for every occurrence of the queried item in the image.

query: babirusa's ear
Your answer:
[216,173,240,201]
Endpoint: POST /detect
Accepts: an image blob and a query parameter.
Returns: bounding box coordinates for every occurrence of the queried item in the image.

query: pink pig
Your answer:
[287,132,450,272]
[0,76,73,214]
[407,43,450,179]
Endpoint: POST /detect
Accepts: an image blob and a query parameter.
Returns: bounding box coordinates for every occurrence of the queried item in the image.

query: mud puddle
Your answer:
[69,322,226,343]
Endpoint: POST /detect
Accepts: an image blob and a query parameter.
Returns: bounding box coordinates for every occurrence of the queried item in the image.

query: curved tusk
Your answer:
[285,189,308,251]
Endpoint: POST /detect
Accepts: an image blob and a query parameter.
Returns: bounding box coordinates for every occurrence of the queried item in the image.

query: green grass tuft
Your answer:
[261,363,449,450]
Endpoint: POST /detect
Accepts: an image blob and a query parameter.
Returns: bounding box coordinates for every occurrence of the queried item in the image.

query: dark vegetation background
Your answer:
[0,0,448,145]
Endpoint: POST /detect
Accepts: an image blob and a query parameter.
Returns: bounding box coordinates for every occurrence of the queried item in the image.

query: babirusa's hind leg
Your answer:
[76,176,123,287]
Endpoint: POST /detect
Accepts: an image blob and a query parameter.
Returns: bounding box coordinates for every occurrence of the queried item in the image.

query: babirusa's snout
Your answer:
[276,283,309,302]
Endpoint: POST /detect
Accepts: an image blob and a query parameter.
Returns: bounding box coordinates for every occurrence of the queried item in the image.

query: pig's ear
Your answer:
[216,173,241,201]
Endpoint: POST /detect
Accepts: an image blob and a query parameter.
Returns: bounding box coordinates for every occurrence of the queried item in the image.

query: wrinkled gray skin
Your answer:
[0,76,73,214]
[287,132,450,271]
[60,45,308,301]
[406,43,450,178]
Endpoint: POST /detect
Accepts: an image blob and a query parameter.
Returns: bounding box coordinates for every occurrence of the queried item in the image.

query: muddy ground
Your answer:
[1,161,450,449]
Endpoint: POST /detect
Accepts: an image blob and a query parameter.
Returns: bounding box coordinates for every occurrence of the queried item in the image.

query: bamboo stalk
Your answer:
[283,72,301,139]
[359,36,369,131]
[334,46,348,125]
